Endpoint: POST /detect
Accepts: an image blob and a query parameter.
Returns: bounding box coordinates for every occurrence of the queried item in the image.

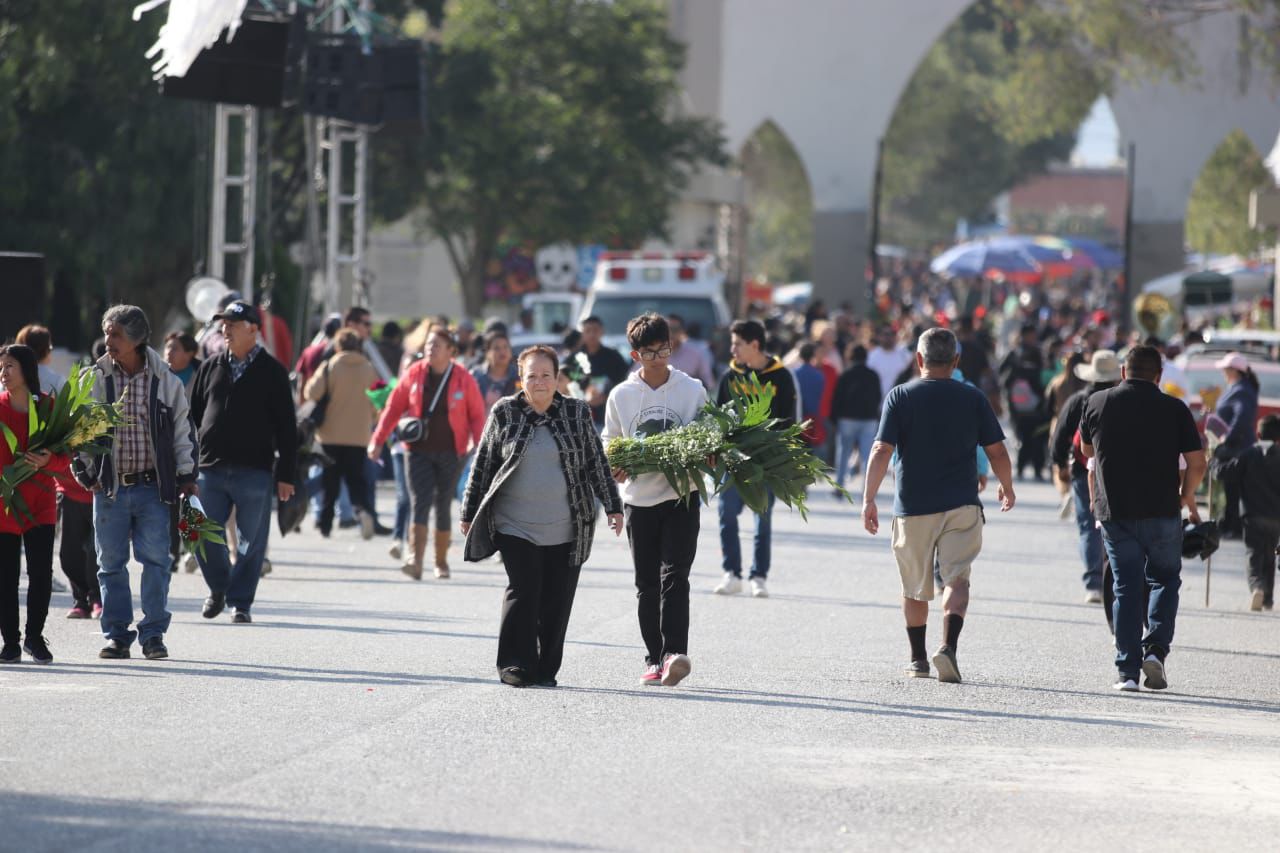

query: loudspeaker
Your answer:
[0,252,47,344]
[303,34,425,126]
[161,14,303,107]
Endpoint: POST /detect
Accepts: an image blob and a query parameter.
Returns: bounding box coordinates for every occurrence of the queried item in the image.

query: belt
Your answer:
[119,469,158,487]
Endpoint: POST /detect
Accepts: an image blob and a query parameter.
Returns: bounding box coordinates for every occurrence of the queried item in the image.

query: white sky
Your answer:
[1071,96,1122,167]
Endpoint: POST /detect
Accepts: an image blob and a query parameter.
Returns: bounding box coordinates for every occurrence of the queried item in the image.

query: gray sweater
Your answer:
[461,393,622,566]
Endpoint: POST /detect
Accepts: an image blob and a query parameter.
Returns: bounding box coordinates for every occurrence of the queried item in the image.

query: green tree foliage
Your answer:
[1186,128,1276,255]
[739,122,813,283]
[374,0,727,315]
[0,0,200,345]
[881,1,1095,248]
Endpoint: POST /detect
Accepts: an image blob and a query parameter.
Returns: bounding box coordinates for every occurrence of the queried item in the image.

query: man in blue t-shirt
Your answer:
[862,328,1015,683]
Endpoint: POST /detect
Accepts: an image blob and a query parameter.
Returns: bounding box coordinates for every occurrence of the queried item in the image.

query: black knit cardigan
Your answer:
[461,392,622,566]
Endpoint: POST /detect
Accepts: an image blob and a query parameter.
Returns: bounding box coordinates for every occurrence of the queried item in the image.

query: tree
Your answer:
[373,0,727,316]
[880,1,1101,247]
[0,0,200,345]
[1186,128,1276,255]
[879,0,1280,249]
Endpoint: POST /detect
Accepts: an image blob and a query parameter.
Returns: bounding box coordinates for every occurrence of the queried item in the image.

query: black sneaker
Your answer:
[22,636,53,664]
[536,677,558,688]
[232,609,252,624]
[498,666,533,687]
[931,645,962,683]
[202,593,226,619]
[142,637,169,660]
[0,643,21,663]
[338,518,359,530]
[1141,654,1168,690]
[904,658,930,678]
[99,640,131,659]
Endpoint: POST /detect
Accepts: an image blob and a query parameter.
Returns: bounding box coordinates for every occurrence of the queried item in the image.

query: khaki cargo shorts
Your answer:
[890,504,984,601]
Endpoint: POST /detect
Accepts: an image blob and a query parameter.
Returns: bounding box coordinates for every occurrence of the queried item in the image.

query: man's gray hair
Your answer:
[102,305,151,346]
[917,327,958,366]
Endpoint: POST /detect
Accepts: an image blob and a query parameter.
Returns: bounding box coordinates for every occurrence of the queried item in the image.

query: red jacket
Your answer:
[0,391,72,533]
[372,359,486,457]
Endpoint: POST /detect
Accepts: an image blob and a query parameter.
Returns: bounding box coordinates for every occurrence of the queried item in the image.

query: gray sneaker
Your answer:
[904,659,930,678]
[931,646,961,683]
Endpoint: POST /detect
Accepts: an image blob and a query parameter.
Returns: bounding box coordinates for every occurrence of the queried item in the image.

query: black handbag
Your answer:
[306,361,332,428]
[397,363,452,444]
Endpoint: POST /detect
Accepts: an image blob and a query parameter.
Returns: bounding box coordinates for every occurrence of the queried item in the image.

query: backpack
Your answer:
[1009,376,1040,415]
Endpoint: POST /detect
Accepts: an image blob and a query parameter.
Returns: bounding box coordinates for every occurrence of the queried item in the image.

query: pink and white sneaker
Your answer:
[660,653,691,687]
[641,663,662,686]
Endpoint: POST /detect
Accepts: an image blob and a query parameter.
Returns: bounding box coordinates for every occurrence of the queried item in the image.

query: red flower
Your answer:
[187,531,199,542]
[177,521,189,533]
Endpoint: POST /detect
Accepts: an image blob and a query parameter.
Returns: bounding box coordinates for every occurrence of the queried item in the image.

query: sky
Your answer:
[1070,96,1122,167]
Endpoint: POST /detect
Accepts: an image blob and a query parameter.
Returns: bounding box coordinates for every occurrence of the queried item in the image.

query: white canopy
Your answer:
[133,0,249,79]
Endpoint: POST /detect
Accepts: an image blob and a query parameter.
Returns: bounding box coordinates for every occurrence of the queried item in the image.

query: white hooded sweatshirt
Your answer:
[602,366,708,507]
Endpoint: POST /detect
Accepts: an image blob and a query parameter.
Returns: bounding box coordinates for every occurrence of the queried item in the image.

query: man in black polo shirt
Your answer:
[1079,345,1205,693]
[189,301,298,624]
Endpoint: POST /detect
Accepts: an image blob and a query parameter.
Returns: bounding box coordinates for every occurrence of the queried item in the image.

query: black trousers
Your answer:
[1243,516,1279,605]
[495,533,578,681]
[58,495,100,606]
[626,499,700,666]
[0,525,55,645]
[1013,416,1047,477]
[319,444,373,534]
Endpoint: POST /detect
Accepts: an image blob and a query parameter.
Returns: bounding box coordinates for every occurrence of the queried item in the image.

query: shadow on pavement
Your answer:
[549,683,1171,730]
[0,792,587,852]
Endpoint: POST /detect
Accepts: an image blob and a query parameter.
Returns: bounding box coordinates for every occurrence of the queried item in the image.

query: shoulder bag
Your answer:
[398,363,452,444]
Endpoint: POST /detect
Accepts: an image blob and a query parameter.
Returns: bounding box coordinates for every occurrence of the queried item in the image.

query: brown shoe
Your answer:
[402,524,427,581]
[434,530,451,579]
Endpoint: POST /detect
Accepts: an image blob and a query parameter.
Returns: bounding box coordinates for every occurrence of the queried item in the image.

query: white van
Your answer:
[579,251,731,348]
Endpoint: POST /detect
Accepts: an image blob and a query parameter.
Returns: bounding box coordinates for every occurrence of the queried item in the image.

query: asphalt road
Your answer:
[2,480,1278,852]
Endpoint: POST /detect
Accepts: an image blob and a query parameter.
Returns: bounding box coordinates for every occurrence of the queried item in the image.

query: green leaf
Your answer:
[0,423,16,455]
[28,396,38,439]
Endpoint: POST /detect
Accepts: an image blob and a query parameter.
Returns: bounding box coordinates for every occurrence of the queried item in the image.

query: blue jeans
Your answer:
[1071,473,1104,591]
[834,418,878,489]
[94,484,172,644]
[196,465,274,611]
[392,451,411,542]
[1100,517,1183,676]
[719,485,775,579]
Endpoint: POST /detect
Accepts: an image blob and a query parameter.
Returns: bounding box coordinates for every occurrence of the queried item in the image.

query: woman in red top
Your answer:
[0,345,70,664]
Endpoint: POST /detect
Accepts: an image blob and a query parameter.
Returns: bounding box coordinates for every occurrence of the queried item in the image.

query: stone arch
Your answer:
[1109,11,1280,284]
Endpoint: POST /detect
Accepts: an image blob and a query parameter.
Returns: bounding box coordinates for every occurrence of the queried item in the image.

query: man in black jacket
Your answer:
[1049,349,1120,603]
[189,301,298,624]
[713,319,798,599]
[831,345,882,494]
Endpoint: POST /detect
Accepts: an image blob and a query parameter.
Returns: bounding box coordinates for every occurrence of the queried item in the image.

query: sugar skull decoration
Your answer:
[535,243,578,292]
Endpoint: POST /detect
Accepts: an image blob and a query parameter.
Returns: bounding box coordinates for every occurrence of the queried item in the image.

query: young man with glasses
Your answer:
[603,314,707,686]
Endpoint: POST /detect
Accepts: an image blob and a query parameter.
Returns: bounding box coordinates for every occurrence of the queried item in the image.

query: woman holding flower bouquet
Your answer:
[0,344,69,664]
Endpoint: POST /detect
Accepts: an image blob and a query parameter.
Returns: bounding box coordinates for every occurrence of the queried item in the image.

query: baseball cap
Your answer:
[1214,352,1250,372]
[213,300,262,326]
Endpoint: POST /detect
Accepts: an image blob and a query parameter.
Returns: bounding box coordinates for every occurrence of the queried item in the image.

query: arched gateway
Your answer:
[669,0,1280,311]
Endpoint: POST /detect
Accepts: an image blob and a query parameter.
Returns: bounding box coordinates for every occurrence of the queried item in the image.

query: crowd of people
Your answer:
[0,269,1274,694]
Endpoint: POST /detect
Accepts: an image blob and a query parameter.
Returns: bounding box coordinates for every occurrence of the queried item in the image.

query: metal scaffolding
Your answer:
[208,103,258,301]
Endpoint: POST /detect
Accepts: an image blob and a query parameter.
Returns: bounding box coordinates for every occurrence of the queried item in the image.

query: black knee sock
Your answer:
[907,625,927,661]
[943,614,964,650]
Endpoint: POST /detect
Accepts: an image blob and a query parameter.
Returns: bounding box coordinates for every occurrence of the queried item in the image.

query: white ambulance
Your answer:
[578,251,731,348]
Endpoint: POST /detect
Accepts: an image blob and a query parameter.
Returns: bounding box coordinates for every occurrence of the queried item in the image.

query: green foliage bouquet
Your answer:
[0,365,127,523]
[606,375,847,519]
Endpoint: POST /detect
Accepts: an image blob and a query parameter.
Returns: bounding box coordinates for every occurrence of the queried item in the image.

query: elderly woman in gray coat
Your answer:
[461,345,623,688]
